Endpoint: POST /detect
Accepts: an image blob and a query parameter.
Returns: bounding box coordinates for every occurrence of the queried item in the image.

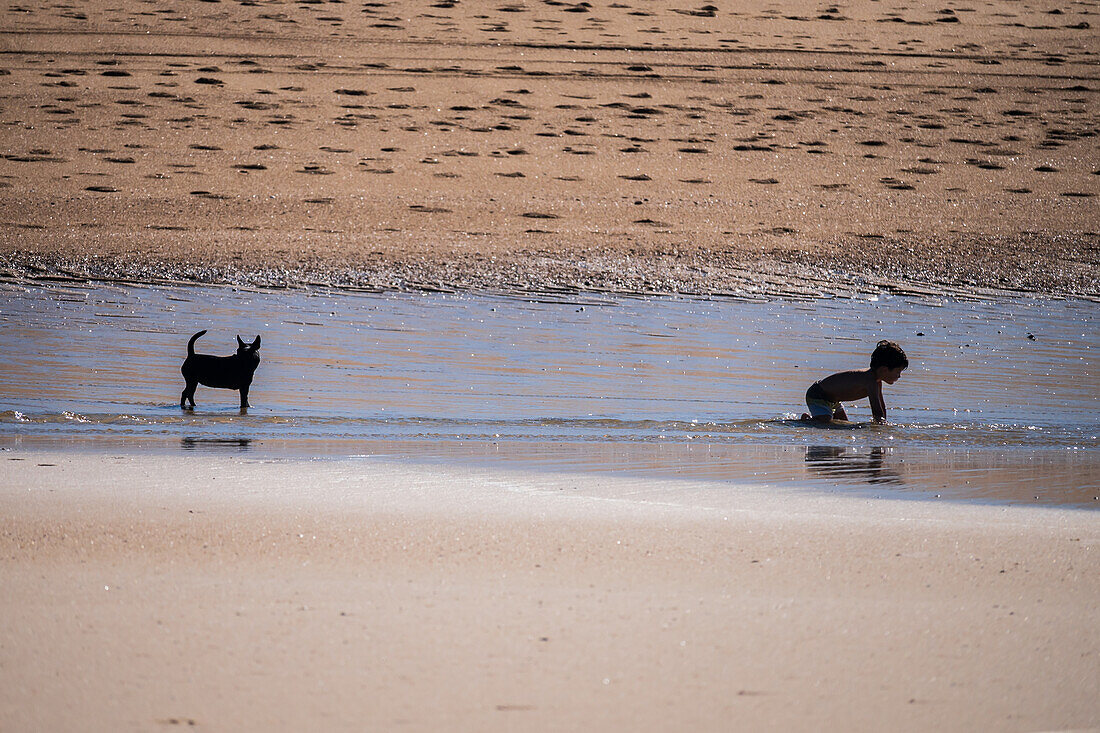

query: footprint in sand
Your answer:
[4,150,67,163]
[881,177,915,190]
[237,100,277,111]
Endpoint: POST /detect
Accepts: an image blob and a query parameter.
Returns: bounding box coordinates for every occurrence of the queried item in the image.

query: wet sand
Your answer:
[1,450,1098,732]
[0,0,1097,296]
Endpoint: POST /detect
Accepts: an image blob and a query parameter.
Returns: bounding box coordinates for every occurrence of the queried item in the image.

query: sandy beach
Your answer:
[1,449,1097,732]
[2,1,1099,730]
[0,0,1097,296]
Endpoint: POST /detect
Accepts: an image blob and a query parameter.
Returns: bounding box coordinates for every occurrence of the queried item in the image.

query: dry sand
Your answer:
[0,0,1097,296]
[1,450,1098,732]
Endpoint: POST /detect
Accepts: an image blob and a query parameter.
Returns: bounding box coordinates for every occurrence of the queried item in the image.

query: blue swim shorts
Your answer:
[805,396,840,418]
[805,383,840,418]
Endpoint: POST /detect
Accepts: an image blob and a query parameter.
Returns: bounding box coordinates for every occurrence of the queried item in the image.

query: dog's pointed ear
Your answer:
[251,335,261,350]
[237,335,246,348]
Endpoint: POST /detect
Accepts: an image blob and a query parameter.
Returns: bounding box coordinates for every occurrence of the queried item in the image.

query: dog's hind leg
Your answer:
[181,381,197,409]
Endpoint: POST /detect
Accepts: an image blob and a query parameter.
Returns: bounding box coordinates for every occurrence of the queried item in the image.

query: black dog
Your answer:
[180,330,261,409]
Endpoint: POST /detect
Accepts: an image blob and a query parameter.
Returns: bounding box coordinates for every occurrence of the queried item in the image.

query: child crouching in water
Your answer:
[802,340,908,424]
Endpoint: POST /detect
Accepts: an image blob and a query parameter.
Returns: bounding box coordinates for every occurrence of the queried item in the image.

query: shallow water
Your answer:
[1,281,1097,507]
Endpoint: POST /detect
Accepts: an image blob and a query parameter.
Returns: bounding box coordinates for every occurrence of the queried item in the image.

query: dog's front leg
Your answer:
[239,385,250,410]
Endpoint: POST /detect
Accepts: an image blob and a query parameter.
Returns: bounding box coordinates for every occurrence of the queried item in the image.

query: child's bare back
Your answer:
[802,341,908,424]
[816,369,881,402]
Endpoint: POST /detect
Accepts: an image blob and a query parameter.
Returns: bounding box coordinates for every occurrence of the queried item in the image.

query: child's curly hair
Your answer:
[870,340,908,370]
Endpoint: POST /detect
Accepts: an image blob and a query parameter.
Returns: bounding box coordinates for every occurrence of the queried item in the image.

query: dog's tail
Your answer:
[187,330,207,356]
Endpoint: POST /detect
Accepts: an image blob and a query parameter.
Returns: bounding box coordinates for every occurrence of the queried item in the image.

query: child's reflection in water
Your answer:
[804,445,903,485]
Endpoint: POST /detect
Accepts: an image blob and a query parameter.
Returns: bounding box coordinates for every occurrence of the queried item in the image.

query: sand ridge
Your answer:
[0,0,1097,295]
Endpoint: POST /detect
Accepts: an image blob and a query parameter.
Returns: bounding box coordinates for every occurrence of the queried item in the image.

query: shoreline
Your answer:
[2,449,1098,731]
[3,436,1100,513]
[4,238,1098,301]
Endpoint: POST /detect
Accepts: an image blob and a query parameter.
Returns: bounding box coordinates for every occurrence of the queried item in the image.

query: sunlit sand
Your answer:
[1,0,1098,730]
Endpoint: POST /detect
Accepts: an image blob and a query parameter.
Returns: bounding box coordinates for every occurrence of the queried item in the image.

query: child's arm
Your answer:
[869,379,887,423]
